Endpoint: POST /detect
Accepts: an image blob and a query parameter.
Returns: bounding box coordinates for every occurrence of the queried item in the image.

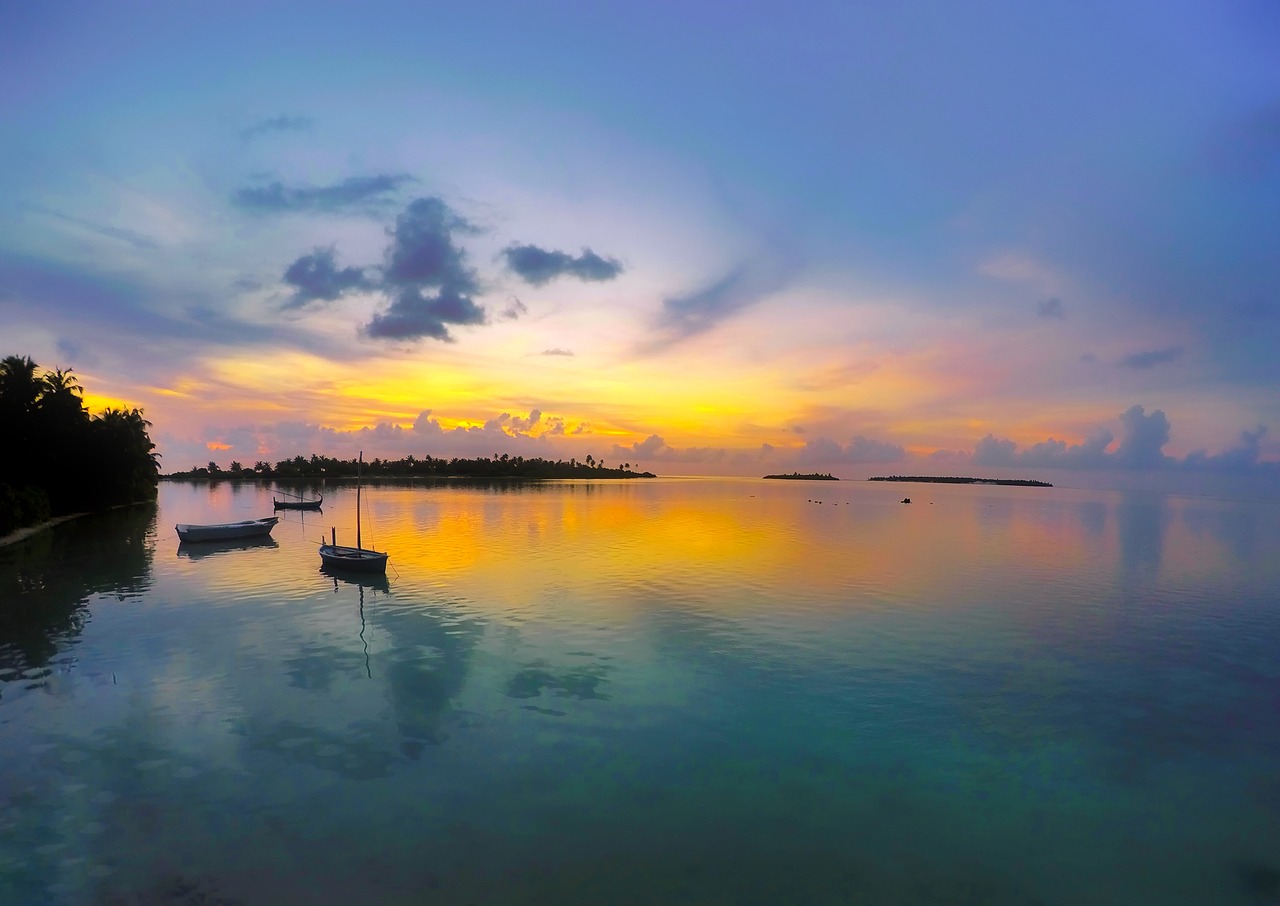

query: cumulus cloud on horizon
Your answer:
[972,405,1273,472]
[795,435,907,465]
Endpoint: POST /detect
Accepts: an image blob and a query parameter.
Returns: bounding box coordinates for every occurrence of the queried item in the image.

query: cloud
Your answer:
[796,435,907,464]
[500,297,527,320]
[281,247,371,308]
[502,244,623,286]
[1119,346,1184,369]
[607,434,777,467]
[640,258,793,354]
[978,251,1064,294]
[1037,296,1065,318]
[539,348,574,357]
[973,405,1174,471]
[363,197,487,341]
[381,197,481,287]
[365,287,485,341]
[1113,404,1171,469]
[232,174,413,214]
[34,207,160,250]
[240,115,314,141]
[1183,425,1267,470]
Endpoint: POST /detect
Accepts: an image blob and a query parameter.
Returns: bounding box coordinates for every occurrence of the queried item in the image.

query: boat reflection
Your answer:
[321,566,391,681]
[320,565,391,594]
[176,535,280,560]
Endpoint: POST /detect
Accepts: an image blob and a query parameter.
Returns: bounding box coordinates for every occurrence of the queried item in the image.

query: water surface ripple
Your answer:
[1,479,1278,904]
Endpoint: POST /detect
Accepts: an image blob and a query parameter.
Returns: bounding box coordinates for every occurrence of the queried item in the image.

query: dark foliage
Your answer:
[0,355,160,533]
[166,452,656,482]
[868,475,1053,487]
[763,472,838,480]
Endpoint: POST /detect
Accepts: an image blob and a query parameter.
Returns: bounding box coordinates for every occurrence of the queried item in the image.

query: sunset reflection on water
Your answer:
[1,478,1277,905]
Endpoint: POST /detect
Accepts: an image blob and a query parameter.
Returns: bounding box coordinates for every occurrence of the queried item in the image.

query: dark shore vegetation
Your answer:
[763,472,838,480]
[165,453,656,482]
[868,475,1053,487]
[0,355,160,535]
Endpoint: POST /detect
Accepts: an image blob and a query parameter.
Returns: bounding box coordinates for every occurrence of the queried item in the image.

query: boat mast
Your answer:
[356,450,363,551]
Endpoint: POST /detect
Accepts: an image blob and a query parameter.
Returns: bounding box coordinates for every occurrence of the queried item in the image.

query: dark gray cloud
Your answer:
[363,197,486,341]
[1120,346,1184,369]
[1037,296,1064,318]
[240,115,314,141]
[282,248,371,308]
[502,244,623,286]
[382,197,480,288]
[365,287,485,341]
[233,174,413,214]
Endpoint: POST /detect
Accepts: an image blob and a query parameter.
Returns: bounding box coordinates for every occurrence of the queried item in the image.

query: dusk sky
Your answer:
[3,1,1278,480]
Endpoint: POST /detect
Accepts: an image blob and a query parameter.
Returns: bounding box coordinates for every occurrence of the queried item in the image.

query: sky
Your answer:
[2,1,1279,484]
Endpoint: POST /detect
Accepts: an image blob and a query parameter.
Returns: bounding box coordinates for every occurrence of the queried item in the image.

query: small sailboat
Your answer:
[273,490,323,510]
[176,516,278,543]
[319,451,388,574]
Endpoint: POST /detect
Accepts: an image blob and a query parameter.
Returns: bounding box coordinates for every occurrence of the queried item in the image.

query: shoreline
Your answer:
[0,513,87,550]
[0,501,154,551]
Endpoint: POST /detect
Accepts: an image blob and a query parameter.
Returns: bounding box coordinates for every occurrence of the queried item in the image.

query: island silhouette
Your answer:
[868,475,1052,487]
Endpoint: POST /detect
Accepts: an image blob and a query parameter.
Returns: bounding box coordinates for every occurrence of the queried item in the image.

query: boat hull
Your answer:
[176,517,279,543]
[319,544,388,574]
[273,497,323,510]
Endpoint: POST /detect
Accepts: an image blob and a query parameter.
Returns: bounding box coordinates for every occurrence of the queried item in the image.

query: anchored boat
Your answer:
[318,452,388,574]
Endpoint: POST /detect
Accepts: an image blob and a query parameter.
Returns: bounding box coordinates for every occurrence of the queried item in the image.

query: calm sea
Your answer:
[1,477,1278,905]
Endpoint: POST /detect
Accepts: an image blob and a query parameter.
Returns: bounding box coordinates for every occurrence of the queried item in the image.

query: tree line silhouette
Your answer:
[166,452,656,482]
[0,355,160,534]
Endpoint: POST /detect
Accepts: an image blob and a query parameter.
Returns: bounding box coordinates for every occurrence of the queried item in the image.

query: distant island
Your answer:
[763,472,838,481]
[164,453,656,482]
[868,475,1052,487]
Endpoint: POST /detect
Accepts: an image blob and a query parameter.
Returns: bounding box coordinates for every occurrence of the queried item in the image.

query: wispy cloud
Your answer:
[539,348,574,357]
[978,251,1065,295]
[499,297,527,320]
[1119,346,1184,369]
[639,258,793,355]
[232,174,413,214]
[1037,296,1065,319]
[502,244,623,286]
[240,115,314,141]
[33,207,160,250]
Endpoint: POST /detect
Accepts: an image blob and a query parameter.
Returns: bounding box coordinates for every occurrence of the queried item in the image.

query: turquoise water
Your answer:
[1,478,1278,904]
